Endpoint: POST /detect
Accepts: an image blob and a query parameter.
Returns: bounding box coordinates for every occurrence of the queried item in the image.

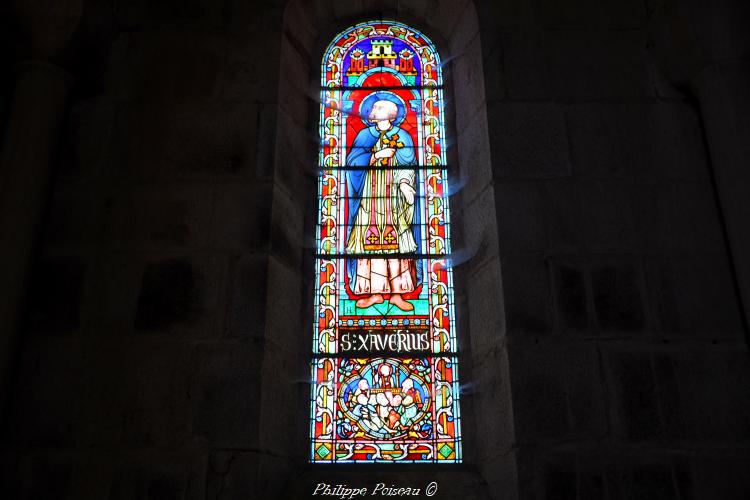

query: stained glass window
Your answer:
[311,20,461,463]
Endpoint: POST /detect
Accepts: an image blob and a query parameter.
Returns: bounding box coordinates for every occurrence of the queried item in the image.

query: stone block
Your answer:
[134,258,196,330]
[632,181,725,254]
[625,461,682,500]
[108,32,224,103]
[450,10,483,75]
[110,184,213,250]
[209,182,272,251]
[220,28,281,101]
[273,106,316,197]
[531,179,637,252]
[462,183,500,273]
[651,352,688,440]
[524,449,610,500]
[499,254,553,335]
[224,254,268,339]
[478,453,519,500]
[205,451,260,500]
[132,255,226,335]
[91,254,144,334]
[263,254,304,353]
[646,256,744,337]
[114,100,258,178]
[454,102,494,206]
[277,36,312,122]
[536,0,647,30]
[590,259,645,334]
[257,450,298,498]
[502,29,653,100]
[500,28,552,100]
[254,101,277,180]
[605,349,662,442]
[270,185,306,267]
[509,343,607,442]
[550,257,589,333]
[40,185,98,250]
[223,0,283,37]
[540,180,585,252]
[16,453,74,500]
[694,456,750,500]
[640,101,710,180]
[542,457,577,500]
[63,339,197,448]
[488,102,571,179]
[112,0,223,30]
[27,257,86,334]
[567,100,708,181]
[466,258,506,356]
[0,451,19,499]
[257,343,308,456]
[9,338,195,450]
[664,347,750,443]
[5,340,92,446]
[280,0,318,50]
[586,181,637,252]
[599,0,649,29]
[494,181,547,252]
[110,341,194,446]
[536,0,600,30]
[476,0,534,31]
[543,30,653,101]
[108,451,204,500]
[190,340,263,447]
[58,97,116,178]
[648,62,690,101]
[527,450,694,500]
[470,343,516,456]
[565,102,649,179]
[479,40,507,102]
[577,459,607,500]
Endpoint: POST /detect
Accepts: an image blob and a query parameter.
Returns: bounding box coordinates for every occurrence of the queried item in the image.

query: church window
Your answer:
[311,20,461,463]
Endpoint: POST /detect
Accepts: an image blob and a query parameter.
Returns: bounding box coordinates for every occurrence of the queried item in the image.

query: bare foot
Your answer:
[389,294,414,311]
[356,294,384,308]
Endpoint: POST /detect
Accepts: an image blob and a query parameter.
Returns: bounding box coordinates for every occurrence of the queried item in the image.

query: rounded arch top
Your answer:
[321,19,443,87]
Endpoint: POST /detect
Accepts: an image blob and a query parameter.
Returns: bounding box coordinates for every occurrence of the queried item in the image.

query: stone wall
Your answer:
[2,1,284,498]
[479,1,750,499]
[1,1,749,499]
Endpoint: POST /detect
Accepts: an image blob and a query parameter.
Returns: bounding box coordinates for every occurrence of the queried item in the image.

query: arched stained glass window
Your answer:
[311,20,461,463]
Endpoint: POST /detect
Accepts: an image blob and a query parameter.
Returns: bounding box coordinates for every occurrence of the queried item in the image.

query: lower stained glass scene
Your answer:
[311,356,461,462]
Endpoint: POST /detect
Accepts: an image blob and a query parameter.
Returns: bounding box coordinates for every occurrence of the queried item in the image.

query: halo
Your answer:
[359,91,407,126]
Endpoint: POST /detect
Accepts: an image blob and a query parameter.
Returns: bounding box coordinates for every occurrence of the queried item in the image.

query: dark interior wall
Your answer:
[2,1,284,498]
[477,2,750,500]
[1,1,749,499]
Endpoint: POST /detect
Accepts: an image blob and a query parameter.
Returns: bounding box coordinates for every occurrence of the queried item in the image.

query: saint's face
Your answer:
[368,101,395,124]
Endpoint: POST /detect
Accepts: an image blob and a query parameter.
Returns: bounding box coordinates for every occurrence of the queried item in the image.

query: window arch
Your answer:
[310,20,461,463]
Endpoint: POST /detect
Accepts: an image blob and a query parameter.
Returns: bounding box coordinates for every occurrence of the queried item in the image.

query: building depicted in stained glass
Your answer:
[311,20,461,463]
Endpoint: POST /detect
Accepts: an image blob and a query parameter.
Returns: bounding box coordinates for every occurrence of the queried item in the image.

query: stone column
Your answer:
[0,0,81,411]
[690,62,750,330]
[650,0,750,334]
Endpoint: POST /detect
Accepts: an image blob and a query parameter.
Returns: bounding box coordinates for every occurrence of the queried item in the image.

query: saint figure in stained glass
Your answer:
[345,98,418,311]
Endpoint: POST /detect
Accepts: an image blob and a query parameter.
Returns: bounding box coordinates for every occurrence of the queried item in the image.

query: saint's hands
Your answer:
[373,147,396,160]
[399,182,416,204]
